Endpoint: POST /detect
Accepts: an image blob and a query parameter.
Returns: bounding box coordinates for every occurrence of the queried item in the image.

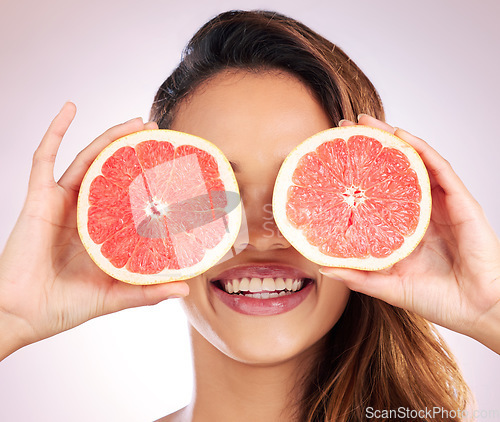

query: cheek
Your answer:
[179,276,212,332]
[312,280,351,338]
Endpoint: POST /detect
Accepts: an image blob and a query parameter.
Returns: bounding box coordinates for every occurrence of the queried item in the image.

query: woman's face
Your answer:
[170,70,351,365]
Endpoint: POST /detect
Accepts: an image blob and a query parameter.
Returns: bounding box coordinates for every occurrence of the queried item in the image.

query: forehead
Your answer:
[170,70,332,170]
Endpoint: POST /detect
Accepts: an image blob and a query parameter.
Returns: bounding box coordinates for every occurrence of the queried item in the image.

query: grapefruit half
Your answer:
[272,126,431,270]
[77,130,241,284]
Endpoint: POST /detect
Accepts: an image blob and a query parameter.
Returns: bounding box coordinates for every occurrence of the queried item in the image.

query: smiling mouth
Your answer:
[209,264,316,315]
[211,276,315,299]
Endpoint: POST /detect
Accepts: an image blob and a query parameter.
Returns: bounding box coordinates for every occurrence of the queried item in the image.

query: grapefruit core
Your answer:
[272,125,431,271]
[77,129,242,284]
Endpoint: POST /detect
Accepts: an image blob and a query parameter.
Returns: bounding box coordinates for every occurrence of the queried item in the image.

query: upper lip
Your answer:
[209,263,314,282]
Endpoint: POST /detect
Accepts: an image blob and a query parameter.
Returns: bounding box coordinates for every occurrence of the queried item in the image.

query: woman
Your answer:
[0,10,498,422]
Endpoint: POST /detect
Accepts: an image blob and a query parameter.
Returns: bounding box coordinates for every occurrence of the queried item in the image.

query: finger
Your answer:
[357,113,395,133]
[394,127,470,197]
[338,119,356,127]
[103,280,190,315]
[144,121,159,130]
[58,117,145,192]
[29,102,77,190]
[320,267,405,308]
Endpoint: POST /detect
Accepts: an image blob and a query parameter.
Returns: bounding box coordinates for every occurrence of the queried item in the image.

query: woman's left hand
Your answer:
[320,114,500,354]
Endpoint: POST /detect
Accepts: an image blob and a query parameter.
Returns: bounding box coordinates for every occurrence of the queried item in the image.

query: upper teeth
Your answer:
[221,277,304,295]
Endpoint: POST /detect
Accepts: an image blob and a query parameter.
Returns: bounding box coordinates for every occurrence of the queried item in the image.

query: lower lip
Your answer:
[211,281,314,316]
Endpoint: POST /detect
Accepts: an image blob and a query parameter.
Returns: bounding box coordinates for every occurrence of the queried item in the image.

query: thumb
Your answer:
[102,280,190,315]
[319,267,403,308]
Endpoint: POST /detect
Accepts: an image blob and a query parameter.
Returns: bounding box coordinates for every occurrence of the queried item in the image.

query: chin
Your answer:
[207,321,330,366]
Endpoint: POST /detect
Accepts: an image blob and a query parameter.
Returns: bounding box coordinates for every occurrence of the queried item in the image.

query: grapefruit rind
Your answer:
[272,125,431,271]
[77,129,242,284]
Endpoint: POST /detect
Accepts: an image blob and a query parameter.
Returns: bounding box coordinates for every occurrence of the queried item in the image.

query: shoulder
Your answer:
[154,406,189,422]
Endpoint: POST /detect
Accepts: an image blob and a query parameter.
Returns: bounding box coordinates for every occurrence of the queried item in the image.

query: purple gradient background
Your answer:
[1,0,499,421]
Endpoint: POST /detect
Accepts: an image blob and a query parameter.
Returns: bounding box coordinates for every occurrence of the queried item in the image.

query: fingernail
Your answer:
[319,268,345,281]
[357,113,369,121]
[338,119,348,127]
[168,295,186,299]
[125,117,143,124]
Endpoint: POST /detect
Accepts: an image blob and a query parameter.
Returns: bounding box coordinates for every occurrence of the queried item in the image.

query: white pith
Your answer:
[77,129,242,285]
[220,277,305,294]
[272,125,432,271]
[342,186,367,207]
[145,199,169,217]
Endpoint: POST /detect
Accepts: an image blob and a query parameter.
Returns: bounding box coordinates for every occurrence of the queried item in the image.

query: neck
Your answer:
[184,325,319,422]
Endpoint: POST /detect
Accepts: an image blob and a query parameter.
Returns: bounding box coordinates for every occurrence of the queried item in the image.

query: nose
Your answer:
[233,185,291,252]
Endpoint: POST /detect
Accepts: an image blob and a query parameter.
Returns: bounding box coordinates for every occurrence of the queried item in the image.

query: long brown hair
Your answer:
[150,10,471,422]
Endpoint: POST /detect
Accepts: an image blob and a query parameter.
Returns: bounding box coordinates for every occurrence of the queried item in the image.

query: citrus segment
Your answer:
[87,196,134,244]
[175,145,220,179]
[273,126,431,270]
[292,152,343,191]
[316,139,352,186]
[101,225,140,268]
[78,130,241,284]
[101,146,142,188]
[89,176,127,207]
[135,140,174,169]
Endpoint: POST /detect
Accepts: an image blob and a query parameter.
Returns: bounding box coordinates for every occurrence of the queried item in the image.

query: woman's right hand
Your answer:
[0,103,190,361]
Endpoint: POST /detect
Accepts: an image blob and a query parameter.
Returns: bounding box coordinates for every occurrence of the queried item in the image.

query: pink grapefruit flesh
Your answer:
[77,129,241,284]
[272,125,431,270]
